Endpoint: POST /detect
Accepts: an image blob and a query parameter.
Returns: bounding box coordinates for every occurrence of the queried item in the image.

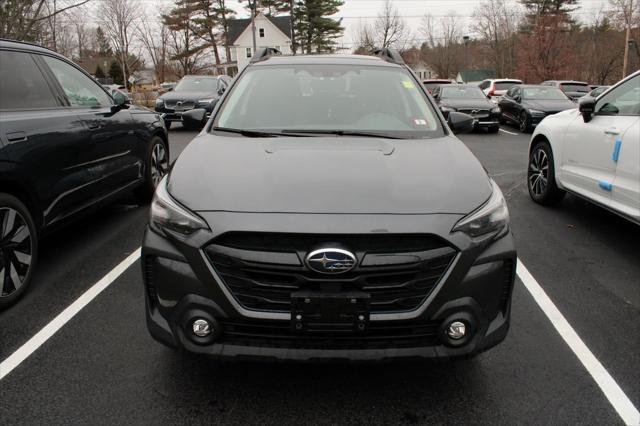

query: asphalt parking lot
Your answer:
[0,124,638,425]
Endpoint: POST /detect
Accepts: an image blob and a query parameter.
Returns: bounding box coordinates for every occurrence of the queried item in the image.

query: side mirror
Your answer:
[448,111,475,135]
[182,108,207,129]
[111,91,129,110]
[514,95,522,103]
[218,87,226,96]
[579,96,596,122]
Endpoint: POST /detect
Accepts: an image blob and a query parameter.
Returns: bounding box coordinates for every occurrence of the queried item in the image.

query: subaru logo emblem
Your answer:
[176,101,183,106]
[305,248,356,274]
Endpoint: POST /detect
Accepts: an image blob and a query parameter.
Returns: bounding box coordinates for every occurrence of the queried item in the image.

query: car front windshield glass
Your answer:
[174,78,217,92]
[441,86,486,99]
[560,84,589,93]
[214,64,444,138]
[522,87,568,100]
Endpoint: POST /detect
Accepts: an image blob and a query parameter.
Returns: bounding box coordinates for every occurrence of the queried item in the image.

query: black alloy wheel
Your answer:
[528,141,565,205]
[135,136,170,202]
[0,194,37,309]
[519,111,531,133]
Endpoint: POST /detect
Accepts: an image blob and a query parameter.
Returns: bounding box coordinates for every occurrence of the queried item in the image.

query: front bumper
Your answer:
[142,213,516,361]
[155,104,215,122]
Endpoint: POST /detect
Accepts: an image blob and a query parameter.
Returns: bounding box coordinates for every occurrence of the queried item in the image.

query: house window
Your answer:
[259,28,265,38]
[246,47,252,58]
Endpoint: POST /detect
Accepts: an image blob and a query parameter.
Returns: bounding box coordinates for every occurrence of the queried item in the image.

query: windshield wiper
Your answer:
[280,129,403,139]
[213,127,293,138]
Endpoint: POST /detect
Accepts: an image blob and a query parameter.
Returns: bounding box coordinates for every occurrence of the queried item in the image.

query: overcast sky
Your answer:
[139,0,611,46]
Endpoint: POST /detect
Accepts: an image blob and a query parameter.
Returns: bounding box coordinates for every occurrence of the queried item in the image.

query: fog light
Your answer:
[446,321,466,340]
[192,319,211,337]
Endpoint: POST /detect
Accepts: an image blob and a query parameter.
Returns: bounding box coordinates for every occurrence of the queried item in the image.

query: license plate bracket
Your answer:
[291,291,370,333]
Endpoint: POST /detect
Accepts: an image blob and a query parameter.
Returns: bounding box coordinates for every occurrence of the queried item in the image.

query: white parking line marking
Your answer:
[0,248,141,381]
[517,259,640,426]
[499,128,519,136]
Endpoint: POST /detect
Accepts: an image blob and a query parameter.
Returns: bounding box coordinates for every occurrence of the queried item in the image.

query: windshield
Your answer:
[560,83,589,93]
[214,64,444,138]
[441,86,486,99]
[522,87,568,100]
[174,78,217,92]
[495,81,521,90]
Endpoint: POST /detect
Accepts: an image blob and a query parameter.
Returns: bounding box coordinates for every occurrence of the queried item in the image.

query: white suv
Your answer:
[479,79,523,99]
[527,71,640,224]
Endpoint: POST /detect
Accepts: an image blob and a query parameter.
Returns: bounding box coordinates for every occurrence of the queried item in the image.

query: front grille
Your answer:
[205,233,457,314]
[164,100,195,110]
[218,318,441,349]
[458,108,489,118]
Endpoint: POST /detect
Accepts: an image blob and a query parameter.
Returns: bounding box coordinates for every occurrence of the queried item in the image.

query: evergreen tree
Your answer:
[294,0,344,53]
[108,61,123,85]
[95,26,113,56]
[95,64,106,79]
[520,0,579,27]
[163,0,208,75]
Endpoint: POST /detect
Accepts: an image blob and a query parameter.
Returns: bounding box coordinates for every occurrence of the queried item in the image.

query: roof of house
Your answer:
[227,15,292,44]
[457,69,496,82]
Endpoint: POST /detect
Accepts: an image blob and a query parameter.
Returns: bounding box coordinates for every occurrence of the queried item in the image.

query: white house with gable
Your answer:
[227,13,292,74]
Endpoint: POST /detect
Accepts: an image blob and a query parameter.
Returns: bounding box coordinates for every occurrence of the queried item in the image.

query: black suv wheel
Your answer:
[135,136,170,202]
[0,194,38,310]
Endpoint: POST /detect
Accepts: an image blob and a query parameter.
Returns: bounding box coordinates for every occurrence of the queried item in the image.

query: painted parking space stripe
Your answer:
[0,248,141,381]
[499,128,519,136]
[517,259,640,426]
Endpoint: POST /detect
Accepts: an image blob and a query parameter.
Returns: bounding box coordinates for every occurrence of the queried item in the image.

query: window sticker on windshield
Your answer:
[403,80,415,89]
[414,119,427,126]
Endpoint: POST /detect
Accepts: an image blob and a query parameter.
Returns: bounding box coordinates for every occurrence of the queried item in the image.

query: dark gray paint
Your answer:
[168,135,492,215]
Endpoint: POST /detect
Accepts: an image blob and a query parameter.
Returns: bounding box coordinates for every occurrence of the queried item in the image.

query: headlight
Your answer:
[150,176,209,236]
[440,106,456,113]
[452,179,509,238]
[491,106,501,113]
[155,98,164,106]
[529,109,545,115]
[198,98,216,104]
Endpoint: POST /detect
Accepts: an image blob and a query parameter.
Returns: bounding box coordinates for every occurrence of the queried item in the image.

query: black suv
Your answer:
[155,75,231,130]
[0,39,169,309]
[143,49,516,361]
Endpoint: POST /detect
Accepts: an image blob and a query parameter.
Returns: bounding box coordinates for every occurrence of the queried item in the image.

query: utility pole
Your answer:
[463,35,470,70]
[622,0,633,78]
[249,0,257,52]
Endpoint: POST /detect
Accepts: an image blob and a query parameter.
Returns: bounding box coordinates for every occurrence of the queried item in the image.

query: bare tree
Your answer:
[472,0,520,77]
[609,0,640,76]
[374,0,411,50]
[138,10,170,84]
[420,14,463,78]
[352,20,376,52]
[97,0,142,87]
[0,0,91,43]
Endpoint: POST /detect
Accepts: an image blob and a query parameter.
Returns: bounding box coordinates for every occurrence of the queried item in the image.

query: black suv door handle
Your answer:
[6,131,27,143]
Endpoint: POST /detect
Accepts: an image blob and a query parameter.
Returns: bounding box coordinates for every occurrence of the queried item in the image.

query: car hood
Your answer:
[440,98,494,110]
[168,135,492,215]
[522,99,577,112]
[159,91,218,102]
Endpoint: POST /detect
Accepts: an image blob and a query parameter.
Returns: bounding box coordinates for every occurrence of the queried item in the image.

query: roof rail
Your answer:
[250,47,281,63]
[372,48,405,65]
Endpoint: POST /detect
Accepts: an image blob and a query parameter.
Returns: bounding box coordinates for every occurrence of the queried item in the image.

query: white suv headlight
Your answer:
[452,179,509,238]
[150,176,209,236]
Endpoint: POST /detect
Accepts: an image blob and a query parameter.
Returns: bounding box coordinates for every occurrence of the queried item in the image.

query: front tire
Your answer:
[135,136,170,203]
[488,125,499,133]
[0,194,38,310]
[528,141,565,205]
[519,111,532,133]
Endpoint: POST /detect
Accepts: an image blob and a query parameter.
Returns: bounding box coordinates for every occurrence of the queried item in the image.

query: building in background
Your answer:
[225,13,292,75]
[457,69,496,84]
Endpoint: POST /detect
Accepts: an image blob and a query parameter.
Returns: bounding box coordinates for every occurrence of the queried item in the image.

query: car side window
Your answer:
[596,75,640,116]
[0,50,59,110]
[41,55,112,108]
